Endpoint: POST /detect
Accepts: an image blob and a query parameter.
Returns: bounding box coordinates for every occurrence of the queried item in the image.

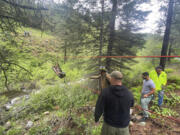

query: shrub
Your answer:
[161,108,179,117]
[0,126,5,135]
[28,125,52,135]
[150,106,179,118]
[176,85,180,90]
[57,128,66,135]
[6,128,22,135]
[164,93,180,107]
[131,86,142,104]
[165,68,174,73]
[166,85,176,92]
[170,83,177,87]
[91,124,102,135]
[17,83,92,116]
[168,76,180,85]
[0,96,8,107]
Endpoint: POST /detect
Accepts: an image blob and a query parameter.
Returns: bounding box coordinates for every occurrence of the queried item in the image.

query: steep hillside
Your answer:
[0,28,180,135]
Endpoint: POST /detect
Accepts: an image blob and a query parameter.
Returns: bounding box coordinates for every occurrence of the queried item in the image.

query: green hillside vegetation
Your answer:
[0,28,180,135]
[1,0,180,134]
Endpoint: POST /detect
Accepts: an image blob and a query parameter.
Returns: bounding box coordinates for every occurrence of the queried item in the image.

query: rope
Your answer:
[135,105,180,124]
[82,84,180,124]
[60,55,180,59]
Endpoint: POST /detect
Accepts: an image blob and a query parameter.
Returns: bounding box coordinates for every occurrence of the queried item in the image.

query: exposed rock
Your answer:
[25,121,33,130]
[5,121,11,130]
[11,97,21,104]
[130,109,133,115]
[131,114,142,122]
[136,115,143,120]
[138,122,146,126]
[24,95,30,100]
[129,121,134,126]
[92,107,95,112]
[34,116,40,121]
[44,111,50,115]
[4,103,12,111]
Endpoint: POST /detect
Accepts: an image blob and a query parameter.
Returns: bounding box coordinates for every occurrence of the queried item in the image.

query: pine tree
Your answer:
[48,0,150,71]
[0,0,48,90]
[160,0,175,70]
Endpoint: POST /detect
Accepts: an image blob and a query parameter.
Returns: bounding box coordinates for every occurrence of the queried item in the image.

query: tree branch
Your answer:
[1,68,10,91]
[0,14,18,20]
[1,0,48,10]
[10,62,32,76]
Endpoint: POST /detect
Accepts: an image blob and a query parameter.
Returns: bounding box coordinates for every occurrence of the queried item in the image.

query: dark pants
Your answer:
[101,122,130,135]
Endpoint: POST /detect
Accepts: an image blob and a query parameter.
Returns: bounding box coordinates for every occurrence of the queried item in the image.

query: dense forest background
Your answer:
[0,0,180,135]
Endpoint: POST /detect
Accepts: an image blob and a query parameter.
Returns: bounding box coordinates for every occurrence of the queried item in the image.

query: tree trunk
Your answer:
[106,0,117,71]
[99,0,104,66]
[160,0,174,70]
[168,39,173,62]
[64,42,67,64]
[2,69,10,91]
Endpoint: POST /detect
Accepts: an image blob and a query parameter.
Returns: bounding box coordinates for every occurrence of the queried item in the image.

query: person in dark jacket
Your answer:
[94,71,134,135]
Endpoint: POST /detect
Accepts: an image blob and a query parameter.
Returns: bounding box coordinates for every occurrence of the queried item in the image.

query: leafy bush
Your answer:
[161,108,179,117]
[131,86,142,104]
[57,128,66,135]
[166,85,176,92]
[164,93,180,107]
[0,126,5,135]
[165,68,174,73]
[91,124,102,135]
[168,76,180,85]
[6,128,22,135]
[176,85,180,90]
[0,96,8,107]
[18,83,92,116]
[28,125,52,135]
[150,106,179,118]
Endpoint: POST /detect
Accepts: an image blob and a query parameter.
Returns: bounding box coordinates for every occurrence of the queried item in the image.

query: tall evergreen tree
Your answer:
[48,0,150,71]
[160,0,175,70]
[0,0,49,90]
[167,0,180,61]
[106,0,150,71]
[106,0,117,71]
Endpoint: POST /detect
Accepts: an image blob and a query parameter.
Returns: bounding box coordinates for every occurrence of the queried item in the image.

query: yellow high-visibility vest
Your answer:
[149,70,167,91]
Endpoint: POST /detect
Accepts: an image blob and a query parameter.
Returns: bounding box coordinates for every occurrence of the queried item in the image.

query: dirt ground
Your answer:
[130,90,180,135]
[130,117,180,135]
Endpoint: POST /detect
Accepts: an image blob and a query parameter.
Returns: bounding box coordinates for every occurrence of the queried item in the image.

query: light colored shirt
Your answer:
[142,79,155,96]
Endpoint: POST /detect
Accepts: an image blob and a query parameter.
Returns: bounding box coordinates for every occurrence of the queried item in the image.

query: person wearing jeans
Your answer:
[158,90,164,107]
[140,72,155,122]
[141,95,154,118]
[150,66,167,108]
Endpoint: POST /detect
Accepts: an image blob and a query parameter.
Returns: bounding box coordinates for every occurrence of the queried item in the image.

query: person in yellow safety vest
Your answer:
[90,66,111,94]
[149,66,167,109]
